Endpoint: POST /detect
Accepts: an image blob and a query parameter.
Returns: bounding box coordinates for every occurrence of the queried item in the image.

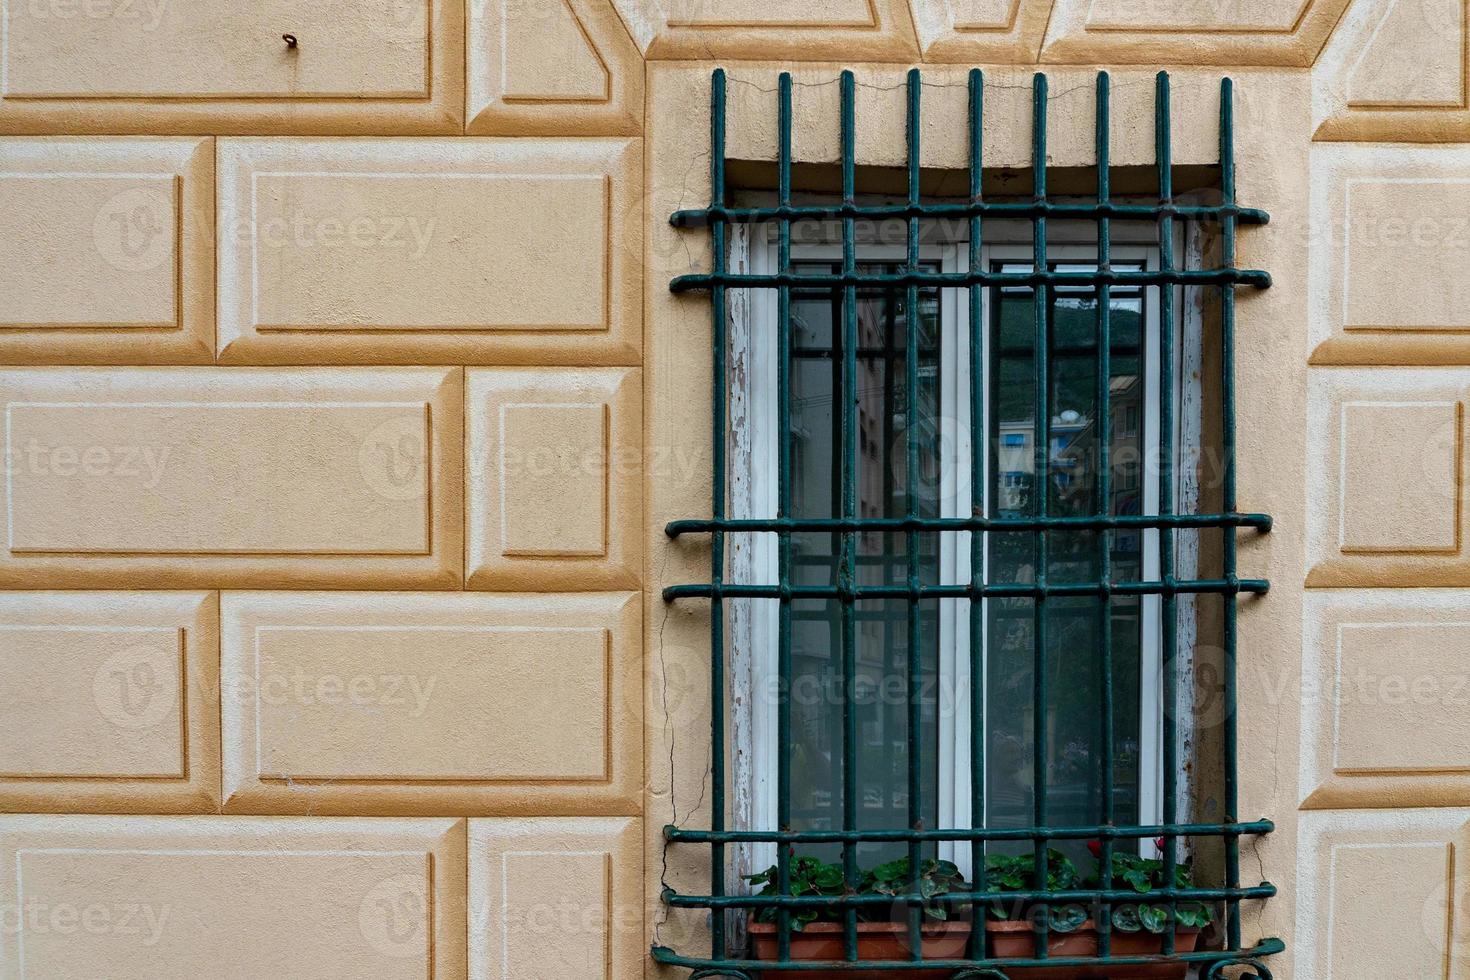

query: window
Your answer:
[732,226,1171,880]
[655,68,1280,980]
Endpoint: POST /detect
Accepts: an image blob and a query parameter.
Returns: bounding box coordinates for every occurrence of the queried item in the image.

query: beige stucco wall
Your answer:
[0,1,1459,977]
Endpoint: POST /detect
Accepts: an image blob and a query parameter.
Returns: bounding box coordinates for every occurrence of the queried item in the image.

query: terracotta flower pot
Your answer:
[747,920,1200,980]
[984,920,1201,980]
[748,921,974,979]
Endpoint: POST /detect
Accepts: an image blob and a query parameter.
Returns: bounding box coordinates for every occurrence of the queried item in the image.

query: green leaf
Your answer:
[933,859,962,878]
[1175,902,1213,928]
[1048,904,1088,933]
[870,859,908,884]
[812,866,844,890]
[1112,904,1142,933]
[1137,904,1170,934]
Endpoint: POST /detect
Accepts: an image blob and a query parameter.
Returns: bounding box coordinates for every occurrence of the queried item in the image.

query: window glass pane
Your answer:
[787,260,942,868]
[986,261,1148,865]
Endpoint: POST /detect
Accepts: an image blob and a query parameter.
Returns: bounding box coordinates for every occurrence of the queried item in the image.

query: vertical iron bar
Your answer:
[1220,76,1244,956]
[1030,71,1052,960]
[839,68,861,964]
[904,66,925,962]
[775,69,795,964]
[966,66,988,965]
[1094,69,1116,960]
[708,66,729,964]
[1156,70,1180,957]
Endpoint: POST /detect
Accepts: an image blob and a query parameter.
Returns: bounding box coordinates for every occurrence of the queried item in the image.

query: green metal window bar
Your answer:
[653,68,1282,980]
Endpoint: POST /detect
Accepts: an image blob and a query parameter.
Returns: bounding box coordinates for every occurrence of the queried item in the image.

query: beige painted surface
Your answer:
[0,368,463,588]
[469,817,643,979]
[1310,144,1470,363]
[1315,0,1470,140]
[0,2,1449,978]
[0,592,217,813]
[1039,0,1353,65]
[1295,809,1468,978]
[1303,591,1470,809]
[467,367,641,590]
[0,814,467,979]
[1307,368,1470,586]
[219,591,640,815]
[467,0,643,135]
[0,138,213,363]
[0,0,463,135]
[611,0,920,59]
[217,138,641,365]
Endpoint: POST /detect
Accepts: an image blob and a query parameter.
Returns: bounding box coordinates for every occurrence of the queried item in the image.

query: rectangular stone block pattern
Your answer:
[466,0,643,136]
[1309,147,1470,364]
[1337,623,1470,773]
[0,0,462,135]
[0,592,217,813]
[1296,810,1464,979]
[0,368,462,589]
[1346,181,1470,330]
[469,817,641,980]
[221,591,640,815]
[613,0,919,60]
[2,176,174,326]
[217,139,641,365]
[0,815,466,980]
[951,0,1018,29]
[1040,0,1347,65]
[1,626,181,777]
[10,405,427,554]
[1307,369,1470,587]
[662,0,875,25]
[500,403,608,556]
[1302,591,1470,808]
[1084,0,1307,30]
[1339,401,1460,553]
[0,138,212,363]
[3,0,426,98]
[468,368,640,590]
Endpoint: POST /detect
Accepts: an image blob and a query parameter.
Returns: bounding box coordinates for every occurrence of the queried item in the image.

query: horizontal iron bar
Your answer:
[650,939,1288,973]
[667,513,1273,537]
[671,268,1272,292]
[670,201,1272,226]
[663,883,1276,910]
[665,819,1273,844]
[663,578,1269,602]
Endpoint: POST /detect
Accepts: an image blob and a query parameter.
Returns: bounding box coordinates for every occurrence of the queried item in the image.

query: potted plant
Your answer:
[983,842,1211,980]
[745,855,975,979]
[742,846,1213,980]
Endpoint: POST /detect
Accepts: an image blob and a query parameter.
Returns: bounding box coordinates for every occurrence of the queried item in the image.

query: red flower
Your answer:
[1087,840,1102,859]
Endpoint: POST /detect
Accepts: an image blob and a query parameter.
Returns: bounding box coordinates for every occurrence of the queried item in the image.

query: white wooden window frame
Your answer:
[727,218,1202,882]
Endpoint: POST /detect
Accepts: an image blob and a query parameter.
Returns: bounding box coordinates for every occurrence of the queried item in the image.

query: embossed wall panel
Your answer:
[220,591,640,815]
[468,817,641,980]
[0,368,462,589]
[217,139,641,365]
[466,368,640,590]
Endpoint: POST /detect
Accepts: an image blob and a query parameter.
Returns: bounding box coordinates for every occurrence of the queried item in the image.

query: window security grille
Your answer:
[654,69,1281,979]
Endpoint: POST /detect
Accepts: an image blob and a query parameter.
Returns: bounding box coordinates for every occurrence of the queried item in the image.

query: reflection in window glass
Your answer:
[987,261,1148,864]
[787,261,942,868]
